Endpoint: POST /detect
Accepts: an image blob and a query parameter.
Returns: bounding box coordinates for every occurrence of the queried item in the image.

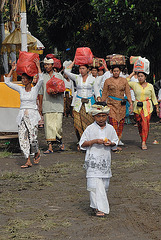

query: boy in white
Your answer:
[79,103,118,217]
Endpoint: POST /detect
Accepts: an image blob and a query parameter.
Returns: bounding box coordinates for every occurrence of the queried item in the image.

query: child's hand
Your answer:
[97,139,104,144]
[104,139,112,146]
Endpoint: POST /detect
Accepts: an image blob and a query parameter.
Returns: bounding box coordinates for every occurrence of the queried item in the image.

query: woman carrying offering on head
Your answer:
[64,60,100,141]
[101,65,133,150]
[4,59,43,168]
[127,70,159,150]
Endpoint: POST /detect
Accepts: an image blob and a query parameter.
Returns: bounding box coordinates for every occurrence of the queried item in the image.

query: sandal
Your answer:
[34,151,40,164]
[95,210,105,217]
[21,163,32,168]
[116,146,122,151]
[43,149,53,154]
[142,145,147,150]
[59,143,65,151]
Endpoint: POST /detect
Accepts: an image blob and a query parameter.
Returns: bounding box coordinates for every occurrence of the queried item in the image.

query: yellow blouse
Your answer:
[127,79,158,117]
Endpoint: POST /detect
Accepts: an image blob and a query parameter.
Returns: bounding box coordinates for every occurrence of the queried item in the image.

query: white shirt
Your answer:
[93,75,103,94]
[130,76,139,101]
[101,71,113,90]
[79,121,118,178]
[64,69,99,112]
[4,73,43,127]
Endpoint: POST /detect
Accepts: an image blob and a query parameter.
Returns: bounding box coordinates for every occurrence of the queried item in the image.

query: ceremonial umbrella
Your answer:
[1,28,37,53]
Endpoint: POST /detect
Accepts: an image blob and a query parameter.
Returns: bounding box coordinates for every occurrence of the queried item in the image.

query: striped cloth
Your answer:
[73,104,94,140]
[108,116,125,139]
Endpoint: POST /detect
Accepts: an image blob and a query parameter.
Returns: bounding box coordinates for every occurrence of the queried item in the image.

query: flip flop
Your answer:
[142,145,147,150]
[43,149,53,154]
[95,210,105,217]
[34,151,41,164]
[59,143,65,151]
[21,163,32,168]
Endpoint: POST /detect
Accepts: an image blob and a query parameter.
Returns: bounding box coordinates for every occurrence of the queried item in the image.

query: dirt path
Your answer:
[0,116,161,240]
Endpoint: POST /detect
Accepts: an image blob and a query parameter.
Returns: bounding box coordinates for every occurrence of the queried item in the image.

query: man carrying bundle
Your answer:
[39,56,65,153]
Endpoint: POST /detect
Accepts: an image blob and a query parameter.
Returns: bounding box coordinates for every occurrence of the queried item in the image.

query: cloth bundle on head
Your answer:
[134,57,150,75]
[89,102,110,116]
[44,57,54,64]
[63,60,72,68]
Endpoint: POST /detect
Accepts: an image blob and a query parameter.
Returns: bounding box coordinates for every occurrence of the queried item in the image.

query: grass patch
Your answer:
[41,219,71,230]
[2,218,43,239]
[0,171,21,180]
[0,191,23,213]
[0,151,12,158]
[112,156,147,169]
[0,162,83,192]
[132,180,161,194]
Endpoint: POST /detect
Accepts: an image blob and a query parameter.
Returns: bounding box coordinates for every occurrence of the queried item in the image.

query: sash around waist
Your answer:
[76,95,93,100]
[108,96,123,101]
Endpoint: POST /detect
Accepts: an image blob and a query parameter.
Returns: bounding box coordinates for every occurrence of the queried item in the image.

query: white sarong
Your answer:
[87,178,110,214]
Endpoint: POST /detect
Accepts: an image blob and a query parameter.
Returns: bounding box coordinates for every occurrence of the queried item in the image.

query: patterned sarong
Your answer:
[108,116,125,139]
[64,92,72,117]
[18,114,38,159]
[73,104,94,140]
[134,110,151,142]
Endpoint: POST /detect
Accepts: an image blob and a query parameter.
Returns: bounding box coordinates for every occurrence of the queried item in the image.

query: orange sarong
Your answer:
[135,109,151,142]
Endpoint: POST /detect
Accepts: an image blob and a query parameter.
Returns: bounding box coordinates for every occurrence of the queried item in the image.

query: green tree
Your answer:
[90,0,161,79]
[27,0,93,57]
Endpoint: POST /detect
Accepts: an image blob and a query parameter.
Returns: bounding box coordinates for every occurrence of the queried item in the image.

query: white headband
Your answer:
[89,104,110,116]
[44,57,54,64]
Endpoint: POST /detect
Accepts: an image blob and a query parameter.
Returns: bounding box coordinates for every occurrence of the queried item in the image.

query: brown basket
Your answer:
[106,54,126,66]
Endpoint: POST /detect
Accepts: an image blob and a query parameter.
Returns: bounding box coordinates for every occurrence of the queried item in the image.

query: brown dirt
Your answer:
[0,116,161,240]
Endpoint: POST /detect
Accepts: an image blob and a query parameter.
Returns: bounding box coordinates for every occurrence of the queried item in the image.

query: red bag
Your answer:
[46,75,65,94]
[16,51,40,76]
[46,53,55,59]
[53,58,62,69]
[46,54,62,69]
[74,47,93,65]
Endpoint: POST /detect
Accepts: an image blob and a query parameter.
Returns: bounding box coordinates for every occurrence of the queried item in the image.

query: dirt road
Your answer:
[0,116,161,240]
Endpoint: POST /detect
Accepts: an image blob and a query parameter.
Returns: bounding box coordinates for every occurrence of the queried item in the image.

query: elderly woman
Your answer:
[4,59,43,168]
[127,71,159,150]
[64,61,100,141]
[101,65,133,150]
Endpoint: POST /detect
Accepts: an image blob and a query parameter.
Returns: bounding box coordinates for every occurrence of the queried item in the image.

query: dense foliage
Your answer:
[1,0,161,78]
[27,0,93,59]
[90,0,161,78]
[26,0,161,78]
